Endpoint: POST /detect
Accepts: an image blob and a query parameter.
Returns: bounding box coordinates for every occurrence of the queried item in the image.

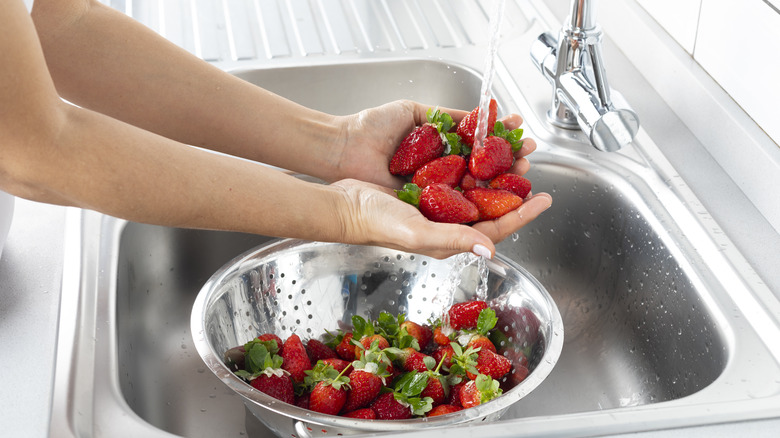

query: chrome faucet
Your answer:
[530,0,639,152]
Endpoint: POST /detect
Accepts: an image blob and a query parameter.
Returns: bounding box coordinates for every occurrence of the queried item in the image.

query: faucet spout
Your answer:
[530,0,639,152]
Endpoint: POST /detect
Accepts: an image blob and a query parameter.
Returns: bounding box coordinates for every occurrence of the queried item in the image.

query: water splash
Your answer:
[473,0,507,152]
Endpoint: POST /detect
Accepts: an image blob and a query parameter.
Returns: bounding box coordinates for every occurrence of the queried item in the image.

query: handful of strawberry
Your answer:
[391,102,533,223]
[225,300,537,420]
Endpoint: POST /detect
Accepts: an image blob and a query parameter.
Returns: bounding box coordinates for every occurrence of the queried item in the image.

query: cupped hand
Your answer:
[334,100,536,188]
[331,178,552,260]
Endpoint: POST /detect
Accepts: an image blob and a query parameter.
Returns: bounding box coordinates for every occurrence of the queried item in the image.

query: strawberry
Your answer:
[460,374,502,408]
[342,342,391,412]
[250,371,295,405]
[489,173,532,199]
[356,334,390,358]
[466,349,512,380]
[447,380,466,407]
[240,342,294,405]
[432,344,455,370]
[281,334,312,384]
[468,136,514,181]
[420,356,449,407]
[320,358,351,374]
[433,325,453,346]
[412,154,467,189]
[464,188,523,221]
[389,108,454,176]
[308,364,351,415]
[458,170,481,191]
[342,368,383,413]
[466,334,497,354]
[447,300,488,330]
[334,332,357,361]
[386,347,435,372]
[399,320,432,351]
[426,404,462,417]
[370,392,412,420]
[397,183,479,224]
[456,99,497,148]
[305,339,337,362]
[342,408,377,419]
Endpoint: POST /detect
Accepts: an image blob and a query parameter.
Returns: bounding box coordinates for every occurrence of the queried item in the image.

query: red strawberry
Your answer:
[426,404,462,417]
[342,408,377,419]
[397,183,479,224]
[432,344,455,369]
[420,375,447,407]
[389,124,444,176]
[420,184,479,224]
[433,325,453,346]
[466,349,512,380]
[342,368,383,413]
[306,339,337,362]
[370,392,412,420]
[466,334,497,354]
[335,332,356,361]
[250,371,295,405]
[257,333,283,354]
[389,108,454,176]
[456,99,497,148]
[468,136,514,181]
[309,379,349,415]
[489,173,532,199]
[309,368,351,415]
[447,380,466,407]
[460,374,502,408]
[412,155,467,189]
[447,301,488,330]
[356,334,390,358]
[399,320,433,351]
[389,347,434,372]
[459,170,481,191]
[281,334,312,384]
[320,358,351,374]
[464,188,523,221]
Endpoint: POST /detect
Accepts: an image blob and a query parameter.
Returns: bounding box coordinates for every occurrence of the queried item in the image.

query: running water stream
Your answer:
[437,1,507,309]
[472,0,507,152]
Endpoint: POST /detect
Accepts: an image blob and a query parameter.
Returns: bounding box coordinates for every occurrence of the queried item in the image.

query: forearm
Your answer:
[30,0,346,180]
[7,102,347,242]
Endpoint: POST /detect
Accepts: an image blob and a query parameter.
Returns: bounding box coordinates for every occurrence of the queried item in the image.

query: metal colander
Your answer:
[191,239,563,437]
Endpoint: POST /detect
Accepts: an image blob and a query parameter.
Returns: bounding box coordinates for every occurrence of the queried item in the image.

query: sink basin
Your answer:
[51,60,780,438]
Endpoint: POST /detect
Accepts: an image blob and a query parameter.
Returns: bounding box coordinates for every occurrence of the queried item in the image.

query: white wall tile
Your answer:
[636,0,701,53]
[694,0,780,143]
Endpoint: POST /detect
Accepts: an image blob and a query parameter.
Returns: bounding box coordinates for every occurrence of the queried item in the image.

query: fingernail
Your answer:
[472,244,492,259]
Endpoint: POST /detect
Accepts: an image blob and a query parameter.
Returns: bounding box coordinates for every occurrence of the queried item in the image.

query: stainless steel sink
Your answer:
[50,56,780,438]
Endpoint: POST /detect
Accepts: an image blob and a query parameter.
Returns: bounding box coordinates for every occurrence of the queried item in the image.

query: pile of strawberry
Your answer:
[390,100,533,223]
[224,300,534,420]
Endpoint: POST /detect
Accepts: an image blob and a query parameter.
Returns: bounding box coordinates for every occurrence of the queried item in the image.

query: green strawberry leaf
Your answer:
[396,371,429,397]
[244,343,270,374]
[492,120,524,152]
[443,132,467,155]
[351,315,373,339]
[427,107,454,133]
[476,308,498,335]
[395,183,422,207]
[407,396,434,416]
[474,374,503,404]
[234,369,253,380]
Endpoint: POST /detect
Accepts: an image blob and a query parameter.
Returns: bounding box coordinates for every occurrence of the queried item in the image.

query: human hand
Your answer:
[331,178,551,260]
